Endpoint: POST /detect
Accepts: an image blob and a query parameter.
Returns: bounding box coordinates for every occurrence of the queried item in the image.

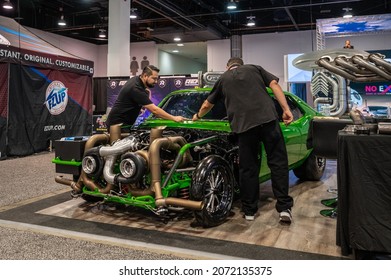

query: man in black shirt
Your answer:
[106,65,185,130]
[193,58,294,223]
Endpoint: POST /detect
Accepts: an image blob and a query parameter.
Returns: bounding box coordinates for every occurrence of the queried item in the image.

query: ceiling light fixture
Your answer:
[227,0,237,10]
[130,8,138,19]
[177,43,184,47]
[246,16,256,27]
[58,15,66,26]
[173,37,181,42]
[172,50,179,53]
[342,7,353,19]
[2,0,13,10]
[58,7,66,26]
[98,29,107,38]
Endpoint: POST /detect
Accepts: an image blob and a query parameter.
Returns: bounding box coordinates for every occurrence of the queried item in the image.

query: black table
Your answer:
[337,131,391,257]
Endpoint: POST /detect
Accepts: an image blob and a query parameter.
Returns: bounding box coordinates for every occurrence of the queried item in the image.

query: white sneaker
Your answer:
[279,209,292,224]
[244,215,255,221]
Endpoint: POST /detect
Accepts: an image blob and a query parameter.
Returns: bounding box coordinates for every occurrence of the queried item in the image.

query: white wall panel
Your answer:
[207,39,231,72]
[158,50,207,75]
[242,30,315,89]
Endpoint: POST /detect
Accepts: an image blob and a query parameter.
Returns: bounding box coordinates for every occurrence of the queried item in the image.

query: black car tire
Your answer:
[190,155,234,227]
[293,151,326,181]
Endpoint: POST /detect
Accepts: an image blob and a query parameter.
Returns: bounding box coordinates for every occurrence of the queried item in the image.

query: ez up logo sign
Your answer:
[45,81,68,115]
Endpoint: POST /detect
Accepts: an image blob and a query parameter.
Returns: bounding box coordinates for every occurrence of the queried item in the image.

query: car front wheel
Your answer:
[190,155,234,227]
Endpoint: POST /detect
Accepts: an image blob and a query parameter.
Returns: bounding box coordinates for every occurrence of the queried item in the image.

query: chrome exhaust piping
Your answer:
[102,154,117,184]
[317,58,356,81]
[351,55,391,80]
[368,53,391,72]
[99,136,140,157]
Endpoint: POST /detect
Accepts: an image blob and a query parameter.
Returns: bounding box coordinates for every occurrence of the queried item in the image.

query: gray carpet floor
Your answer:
[0,151,192,260]
[0,151,343,260]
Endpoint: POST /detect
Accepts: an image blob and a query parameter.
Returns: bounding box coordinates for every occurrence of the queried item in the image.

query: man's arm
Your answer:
[192,99,215,121]
[193,77,221,121]
[269,80,293,125]
[144,103,185,122]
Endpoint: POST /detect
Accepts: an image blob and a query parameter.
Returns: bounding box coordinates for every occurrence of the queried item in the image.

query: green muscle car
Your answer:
[53,87,325,227]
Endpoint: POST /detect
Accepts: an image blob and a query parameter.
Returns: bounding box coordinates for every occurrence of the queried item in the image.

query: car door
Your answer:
[259,95,304,179]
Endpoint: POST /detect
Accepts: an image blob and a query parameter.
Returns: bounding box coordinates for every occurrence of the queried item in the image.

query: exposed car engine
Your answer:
[54,124,238,227]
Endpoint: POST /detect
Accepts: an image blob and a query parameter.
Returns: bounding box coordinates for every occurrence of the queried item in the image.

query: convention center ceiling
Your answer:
[0,0,390,45]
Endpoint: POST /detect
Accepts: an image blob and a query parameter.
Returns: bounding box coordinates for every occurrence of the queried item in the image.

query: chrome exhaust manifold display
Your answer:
[293,49,391,117]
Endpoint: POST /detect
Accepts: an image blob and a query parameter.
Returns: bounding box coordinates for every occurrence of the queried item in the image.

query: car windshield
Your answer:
[157,91,227,120]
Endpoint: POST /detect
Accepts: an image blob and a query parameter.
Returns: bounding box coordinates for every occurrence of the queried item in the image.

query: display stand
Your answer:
[337,131,391,258]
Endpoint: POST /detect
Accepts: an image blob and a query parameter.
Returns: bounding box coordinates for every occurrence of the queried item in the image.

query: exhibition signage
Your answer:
[350,50,391,109]
[105,76,198,130]
[6,65,92,156]
[0,16,93,158]
[0,44,94,75]
[0,15,94,75]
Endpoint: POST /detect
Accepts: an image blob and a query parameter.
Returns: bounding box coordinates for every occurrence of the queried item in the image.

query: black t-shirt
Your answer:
[106,76,153,128]
[207,64,279,134]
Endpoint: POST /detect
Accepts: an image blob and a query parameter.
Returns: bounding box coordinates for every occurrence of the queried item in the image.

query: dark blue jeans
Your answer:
[238,120,293,214]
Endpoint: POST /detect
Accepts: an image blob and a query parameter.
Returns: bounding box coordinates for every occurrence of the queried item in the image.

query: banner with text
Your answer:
[0,45,94,75]
[106,76,198,128]
[6,64,92,156]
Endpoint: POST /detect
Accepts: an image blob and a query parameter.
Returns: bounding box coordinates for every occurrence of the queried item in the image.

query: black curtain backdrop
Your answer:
[7,64,92,156]
[93,77,108,114]
[0,63,8,158]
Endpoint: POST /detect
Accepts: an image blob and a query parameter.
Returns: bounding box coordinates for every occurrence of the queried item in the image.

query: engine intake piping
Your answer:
[56,125,202,211]
[148,135,200,210]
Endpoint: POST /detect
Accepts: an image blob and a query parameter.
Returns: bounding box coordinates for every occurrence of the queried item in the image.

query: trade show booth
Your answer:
[0,16,94,159]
